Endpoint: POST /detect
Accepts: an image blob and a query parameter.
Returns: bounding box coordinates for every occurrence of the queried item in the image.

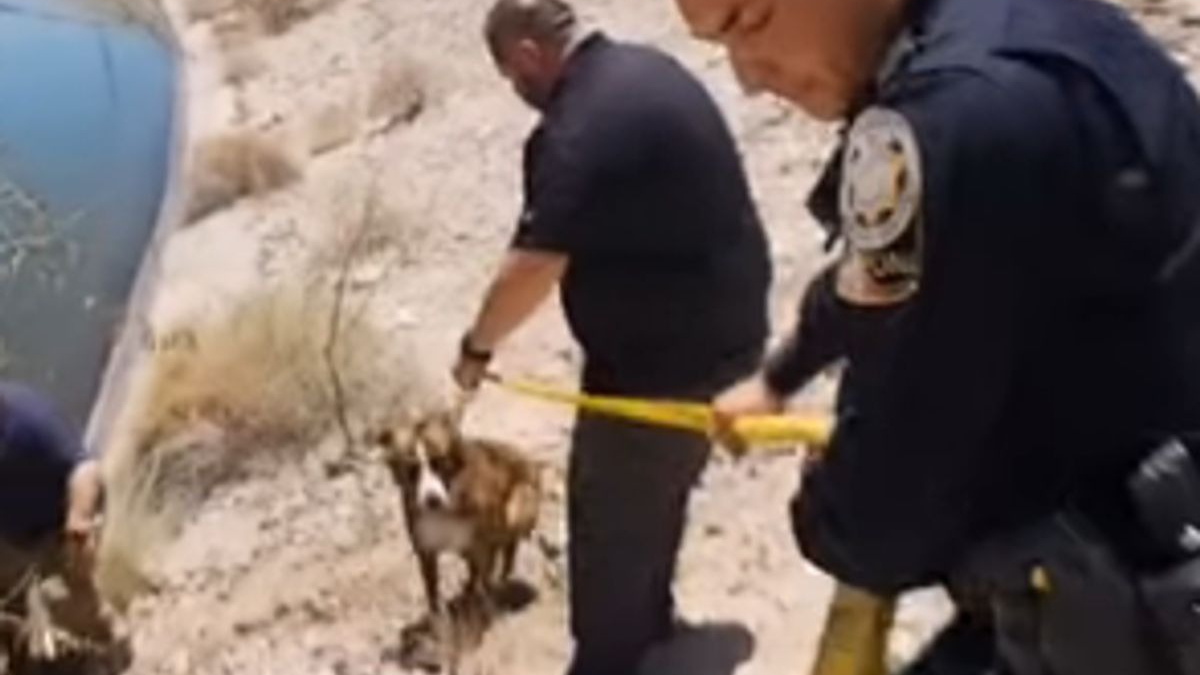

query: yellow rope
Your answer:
[484,374,833,448]
[487,375,895,675]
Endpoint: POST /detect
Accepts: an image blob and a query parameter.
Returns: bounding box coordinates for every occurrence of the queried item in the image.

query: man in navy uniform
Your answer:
[452,2,771,674]
[677,0,1200,673]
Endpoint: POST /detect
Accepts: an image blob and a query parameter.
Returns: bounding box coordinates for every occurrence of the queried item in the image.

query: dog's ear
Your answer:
[373,426,414,456]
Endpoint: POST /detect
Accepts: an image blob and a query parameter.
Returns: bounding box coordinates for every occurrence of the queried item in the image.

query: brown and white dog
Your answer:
[375,410,541,616]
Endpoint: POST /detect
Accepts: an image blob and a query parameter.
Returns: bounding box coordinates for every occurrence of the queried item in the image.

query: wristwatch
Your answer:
[459,332,494,363]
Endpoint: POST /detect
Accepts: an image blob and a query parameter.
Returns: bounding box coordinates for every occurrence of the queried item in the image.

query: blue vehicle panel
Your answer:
[0,0,181,435]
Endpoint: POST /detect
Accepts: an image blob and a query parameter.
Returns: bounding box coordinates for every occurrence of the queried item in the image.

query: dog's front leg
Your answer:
[497,541,518,586]
[465,547,497,605]
[418,552,441,615]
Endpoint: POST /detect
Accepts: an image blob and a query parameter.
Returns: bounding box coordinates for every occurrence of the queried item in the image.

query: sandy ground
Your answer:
[111,1,1200,674]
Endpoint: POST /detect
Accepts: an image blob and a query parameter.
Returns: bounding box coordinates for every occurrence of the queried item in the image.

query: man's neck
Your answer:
[560,28,589,61]
[542,30,592,102]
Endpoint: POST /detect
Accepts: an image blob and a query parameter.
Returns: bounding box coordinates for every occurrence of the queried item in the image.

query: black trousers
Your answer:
[892,611,998,675]
[564,412,710,675]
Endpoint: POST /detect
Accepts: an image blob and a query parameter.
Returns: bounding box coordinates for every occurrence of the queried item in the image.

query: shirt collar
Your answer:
[546,30,607,107]
[875,26,919,88]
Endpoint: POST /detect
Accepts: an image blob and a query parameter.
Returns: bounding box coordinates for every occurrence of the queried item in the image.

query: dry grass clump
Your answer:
[367,59,428,134]
[210,10,266,85]
[222,46,267,87]
[308,56,430,152]
[185,131,300,223]
[96,175,431,609]
[95,280,424,608]
[129,288,344,450]
[180,0,237,22]
[94,286,337,607]
[243,0,337,36]
[96,421,227,610]
[179,0,338,32]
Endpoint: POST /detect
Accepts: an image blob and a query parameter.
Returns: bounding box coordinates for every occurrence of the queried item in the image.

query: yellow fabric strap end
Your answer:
[489,376,833,447]
[810,583,895,675]
[732,415,833,447]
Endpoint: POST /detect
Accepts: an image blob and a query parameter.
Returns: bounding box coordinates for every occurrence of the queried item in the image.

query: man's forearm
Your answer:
[66,458,103,532]
[466,248,568,351]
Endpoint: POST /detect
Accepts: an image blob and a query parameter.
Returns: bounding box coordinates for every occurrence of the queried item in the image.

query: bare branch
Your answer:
[322,179,380,467]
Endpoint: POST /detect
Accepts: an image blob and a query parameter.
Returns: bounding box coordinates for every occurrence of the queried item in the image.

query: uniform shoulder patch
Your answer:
[839,107,923,252]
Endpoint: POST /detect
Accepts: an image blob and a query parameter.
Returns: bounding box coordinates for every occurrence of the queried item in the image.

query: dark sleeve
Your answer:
[510,124,593,254]
[1,384,85,477]
[794,72,1075,592]
[764,266,848,397]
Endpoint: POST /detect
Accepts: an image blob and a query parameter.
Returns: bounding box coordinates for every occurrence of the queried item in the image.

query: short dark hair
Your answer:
[484,0,578,62]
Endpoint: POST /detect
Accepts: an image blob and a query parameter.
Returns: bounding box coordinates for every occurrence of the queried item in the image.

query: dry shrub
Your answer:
[367,59,428,134]
[95,179,434,608]
[95,271,426,607]
[130,288,341,448]
[180,0,237,22]
[94,287,335,607]
[96,422,228,611]
[223,46,267,86]
[211,8,259,51]
[210,11,266,85]
[242,0,337,36]
[185,131,300,223]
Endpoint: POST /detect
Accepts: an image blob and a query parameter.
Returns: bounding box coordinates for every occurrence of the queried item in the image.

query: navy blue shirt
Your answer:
[513,33,771,396]
[0,382,86,545]
[795,0,1200,592]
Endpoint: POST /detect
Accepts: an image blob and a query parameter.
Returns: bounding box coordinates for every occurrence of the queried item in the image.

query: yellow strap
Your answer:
[810,583,895,675]
[485,374,833,448]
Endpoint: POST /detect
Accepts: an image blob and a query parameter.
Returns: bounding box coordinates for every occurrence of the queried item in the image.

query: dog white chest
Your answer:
[412,511,474,553]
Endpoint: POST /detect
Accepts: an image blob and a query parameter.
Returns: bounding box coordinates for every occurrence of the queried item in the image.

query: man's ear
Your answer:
[510,37,545,74]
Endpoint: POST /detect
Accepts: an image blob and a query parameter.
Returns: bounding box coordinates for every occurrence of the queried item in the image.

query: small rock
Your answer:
[702,523,724,538]
[301,598,334,622]
[394,306,419,328]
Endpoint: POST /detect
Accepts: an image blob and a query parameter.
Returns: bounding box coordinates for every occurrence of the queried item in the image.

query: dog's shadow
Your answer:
[490,579,538,613]
[388,581,542,673]
[640,621,757,675]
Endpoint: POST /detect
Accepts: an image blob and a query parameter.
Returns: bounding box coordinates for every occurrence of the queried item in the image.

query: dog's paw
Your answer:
[394,620,448,673]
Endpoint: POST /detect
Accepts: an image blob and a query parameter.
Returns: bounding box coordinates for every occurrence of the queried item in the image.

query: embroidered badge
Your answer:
[840,107,922,253]
[836,107,924,306]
